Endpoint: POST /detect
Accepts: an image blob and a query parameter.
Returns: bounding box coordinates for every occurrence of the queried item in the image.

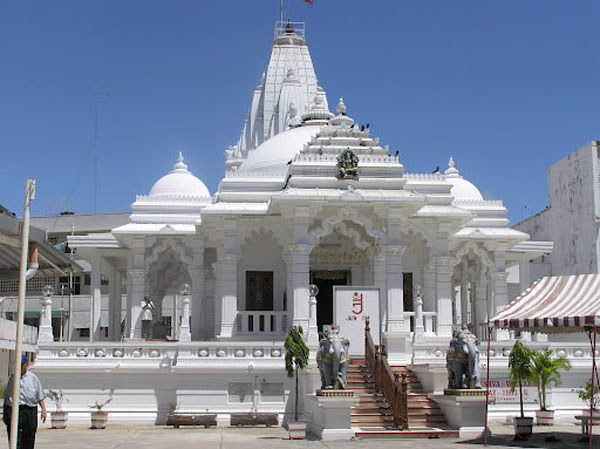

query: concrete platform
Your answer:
[0,420,598,448]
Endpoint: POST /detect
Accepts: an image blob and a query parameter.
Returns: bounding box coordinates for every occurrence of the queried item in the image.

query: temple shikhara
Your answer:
[4,20,594,433]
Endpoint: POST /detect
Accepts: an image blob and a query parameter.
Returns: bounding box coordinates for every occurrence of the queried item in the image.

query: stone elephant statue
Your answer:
[446,328,482,389]
[316,326,350,390]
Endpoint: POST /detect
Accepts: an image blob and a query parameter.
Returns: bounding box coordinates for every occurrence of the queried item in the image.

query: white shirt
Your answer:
[141,300,155,321]
[4,370,45,407]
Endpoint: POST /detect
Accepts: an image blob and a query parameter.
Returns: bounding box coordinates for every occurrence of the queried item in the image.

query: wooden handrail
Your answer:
[363,320,408,430]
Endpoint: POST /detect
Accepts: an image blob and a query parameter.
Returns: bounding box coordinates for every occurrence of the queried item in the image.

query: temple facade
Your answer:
[23,22,591,425]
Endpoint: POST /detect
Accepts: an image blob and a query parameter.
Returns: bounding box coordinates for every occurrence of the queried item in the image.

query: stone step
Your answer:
[354,428,459,439]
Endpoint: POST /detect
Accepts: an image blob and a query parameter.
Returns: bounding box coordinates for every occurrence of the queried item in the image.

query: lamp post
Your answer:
[308,284,319,345]
[413,284,425,343]
[38,285,55,343]
[178,283,191,341]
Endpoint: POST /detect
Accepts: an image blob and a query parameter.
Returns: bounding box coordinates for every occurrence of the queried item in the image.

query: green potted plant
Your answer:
[46,389,69,429]
[89,397,112,429]
[284,325,309,440]
[577,380,600,416]
[530,349,571,425]
[508,340,534,439]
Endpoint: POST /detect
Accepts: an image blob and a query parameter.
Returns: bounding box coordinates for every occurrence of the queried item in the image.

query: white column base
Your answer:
[430,394,488,439]
[305,394,358,440]
[382,332,412,365]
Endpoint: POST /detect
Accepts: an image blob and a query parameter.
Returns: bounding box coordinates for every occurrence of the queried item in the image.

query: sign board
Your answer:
[481,379,538,404]
[333,286,380,357]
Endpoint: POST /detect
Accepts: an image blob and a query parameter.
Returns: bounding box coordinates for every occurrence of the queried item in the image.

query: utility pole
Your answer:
[10,179,35,449]
[93,91,109,214]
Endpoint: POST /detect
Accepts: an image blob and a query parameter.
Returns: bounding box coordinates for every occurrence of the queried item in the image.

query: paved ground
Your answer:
[1,421,599,449]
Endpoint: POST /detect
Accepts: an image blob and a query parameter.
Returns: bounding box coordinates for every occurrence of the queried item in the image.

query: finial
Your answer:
[336,97,347,115]
[172,151,189,172]
[444,156,459,177]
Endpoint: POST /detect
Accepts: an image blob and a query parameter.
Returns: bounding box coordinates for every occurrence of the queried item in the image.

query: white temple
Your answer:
[31,21,585,427]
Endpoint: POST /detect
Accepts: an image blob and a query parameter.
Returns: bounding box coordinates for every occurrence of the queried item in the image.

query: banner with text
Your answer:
[481,379,538,403]
[333,286,380,356]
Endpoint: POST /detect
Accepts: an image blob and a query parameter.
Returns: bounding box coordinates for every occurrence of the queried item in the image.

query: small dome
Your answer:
[444,157,483,201]
[238,125,321,174]
[149,152,211,199]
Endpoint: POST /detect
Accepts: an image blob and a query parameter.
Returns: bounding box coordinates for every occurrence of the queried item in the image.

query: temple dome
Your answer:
[237,125,321,174]
[148,152,211,200]
[444,157,483,201]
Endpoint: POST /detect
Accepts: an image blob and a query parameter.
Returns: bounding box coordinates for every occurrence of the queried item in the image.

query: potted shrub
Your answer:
[89,397,112,429]
[284,325,309,440]
[530,349,571,425]
[508,340,534,439]
[46,389,69,429]
[577,380,600,416]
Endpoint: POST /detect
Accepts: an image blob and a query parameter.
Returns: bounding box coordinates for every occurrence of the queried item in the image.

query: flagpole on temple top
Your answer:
[280,0,285,24]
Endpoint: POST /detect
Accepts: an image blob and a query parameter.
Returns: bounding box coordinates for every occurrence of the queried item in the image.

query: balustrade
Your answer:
[236,311,288,335]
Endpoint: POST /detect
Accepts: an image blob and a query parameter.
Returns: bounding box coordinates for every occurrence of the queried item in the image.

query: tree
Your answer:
[530,349,571,411]
[508,340,534,418]
[284,326,310,421]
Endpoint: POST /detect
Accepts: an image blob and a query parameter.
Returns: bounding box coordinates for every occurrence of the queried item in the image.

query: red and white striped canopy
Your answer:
[490,274,600,332]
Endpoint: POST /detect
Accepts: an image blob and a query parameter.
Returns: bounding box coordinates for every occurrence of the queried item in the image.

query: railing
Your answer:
[36,341,286,369]
[364,319,408,430]
[0,317,38,346]
[236,311,288,335]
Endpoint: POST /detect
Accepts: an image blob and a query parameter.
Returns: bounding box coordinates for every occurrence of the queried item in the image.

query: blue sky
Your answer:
[1,1,598,224]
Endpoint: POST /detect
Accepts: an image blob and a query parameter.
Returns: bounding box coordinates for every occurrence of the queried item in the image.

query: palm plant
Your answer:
[284,326,309,421]
[530,349,571,411]
[508,340,534,418]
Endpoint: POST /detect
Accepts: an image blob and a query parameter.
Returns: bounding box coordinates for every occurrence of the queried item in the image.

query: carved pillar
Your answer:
[385,209,405,333]
[460,262,468,327]
[385,244,406,332]
[191,239,204,341]
[373,252,387,325]
[423,261,436,313]
[289,205,311,332]
[126,244,145,340]
[474,272,488,340]
[434,228,453,338]
[492,250,510,340]
[287,244,311,331]
[108,267,122,341]
[90,253,103,341]
[218,218,239,338]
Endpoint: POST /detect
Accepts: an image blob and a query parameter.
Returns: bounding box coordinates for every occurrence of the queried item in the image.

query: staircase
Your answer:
[346,359,458,438]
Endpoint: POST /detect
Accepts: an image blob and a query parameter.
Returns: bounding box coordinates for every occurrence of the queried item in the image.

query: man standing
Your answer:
[141,295,155,340]
[3,355,46,449]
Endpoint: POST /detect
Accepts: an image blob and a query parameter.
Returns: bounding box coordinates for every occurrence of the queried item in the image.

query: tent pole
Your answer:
[484,326,491,446]
[590,326,597,449]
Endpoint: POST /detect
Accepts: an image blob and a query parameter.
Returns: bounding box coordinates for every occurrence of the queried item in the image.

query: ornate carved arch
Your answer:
[145,238,194,273]
[310,207,384,246]
[452,241,494,271]
[240,226,285,249]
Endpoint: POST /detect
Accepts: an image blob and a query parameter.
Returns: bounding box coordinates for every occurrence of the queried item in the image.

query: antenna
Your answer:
[93,90,109,214]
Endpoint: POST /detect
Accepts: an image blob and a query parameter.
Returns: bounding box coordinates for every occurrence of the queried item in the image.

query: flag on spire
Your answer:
[304,0,313,5]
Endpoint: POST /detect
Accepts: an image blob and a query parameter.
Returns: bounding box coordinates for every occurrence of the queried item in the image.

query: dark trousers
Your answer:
[3,404,38,449]
[142,320,153,339]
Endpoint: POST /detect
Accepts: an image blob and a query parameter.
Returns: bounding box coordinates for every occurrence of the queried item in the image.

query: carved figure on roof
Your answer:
[337,148,359,179]
[316,325,350,390]
[446,327,482,389]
